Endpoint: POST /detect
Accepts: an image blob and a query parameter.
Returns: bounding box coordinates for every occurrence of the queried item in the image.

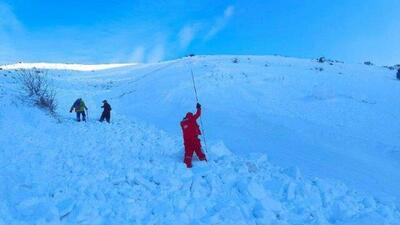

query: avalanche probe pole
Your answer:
[191,69,200,102]
[190,68,208,154]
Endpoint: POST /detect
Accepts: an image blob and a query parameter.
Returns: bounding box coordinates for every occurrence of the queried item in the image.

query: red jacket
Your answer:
[181,107,201,140]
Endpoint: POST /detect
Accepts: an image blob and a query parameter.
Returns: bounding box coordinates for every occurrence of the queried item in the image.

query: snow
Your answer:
[1,55,400,224]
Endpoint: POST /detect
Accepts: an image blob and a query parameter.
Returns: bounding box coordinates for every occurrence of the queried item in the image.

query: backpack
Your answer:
[73,99,81,109]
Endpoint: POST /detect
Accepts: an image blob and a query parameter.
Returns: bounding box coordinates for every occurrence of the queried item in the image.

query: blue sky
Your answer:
[0,0,399,64]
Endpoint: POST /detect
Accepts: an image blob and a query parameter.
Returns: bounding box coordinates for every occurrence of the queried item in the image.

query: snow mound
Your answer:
[0,105,398,224]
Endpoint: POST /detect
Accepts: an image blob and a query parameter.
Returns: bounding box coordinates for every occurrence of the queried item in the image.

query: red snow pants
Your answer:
[183,137,206,168]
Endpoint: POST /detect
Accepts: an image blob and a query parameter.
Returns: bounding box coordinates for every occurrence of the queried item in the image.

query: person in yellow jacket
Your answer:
[69,98,88,122]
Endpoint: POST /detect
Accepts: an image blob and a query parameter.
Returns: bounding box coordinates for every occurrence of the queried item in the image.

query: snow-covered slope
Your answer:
[63,55,399,202]
[1,56,399,224]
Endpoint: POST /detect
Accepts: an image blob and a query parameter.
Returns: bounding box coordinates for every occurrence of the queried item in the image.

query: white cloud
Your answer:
[178,24,200,49]
[0,3,22,33]
[205,5,235,41]
[0,3,23,63]
[130,46,146,62]
[147,43,165,63]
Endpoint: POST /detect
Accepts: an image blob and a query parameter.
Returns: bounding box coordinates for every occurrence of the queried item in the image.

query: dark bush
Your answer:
[317,57,326,63]
[364,61,374,66]
[384,64,400,71]
[17,69,57,114]
[317,57,342,64]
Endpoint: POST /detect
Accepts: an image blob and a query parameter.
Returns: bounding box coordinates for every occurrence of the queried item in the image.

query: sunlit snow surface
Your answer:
[0,62,137,71]
[0,56,399,224]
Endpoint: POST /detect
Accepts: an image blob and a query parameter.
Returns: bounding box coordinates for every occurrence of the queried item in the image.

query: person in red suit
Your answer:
[180,103,207,168]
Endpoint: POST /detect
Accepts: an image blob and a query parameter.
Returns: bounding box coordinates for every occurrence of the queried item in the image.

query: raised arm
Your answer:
[193,103,201,120]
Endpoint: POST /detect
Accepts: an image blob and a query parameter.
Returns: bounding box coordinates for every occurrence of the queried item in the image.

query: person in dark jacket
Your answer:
[69,98,88,122]
[180,103,206,168]
[99,100,112,123]
[397,68,400,80]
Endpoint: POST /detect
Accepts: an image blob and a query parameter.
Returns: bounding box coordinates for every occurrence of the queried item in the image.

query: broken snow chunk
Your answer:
[209,141,232,159]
